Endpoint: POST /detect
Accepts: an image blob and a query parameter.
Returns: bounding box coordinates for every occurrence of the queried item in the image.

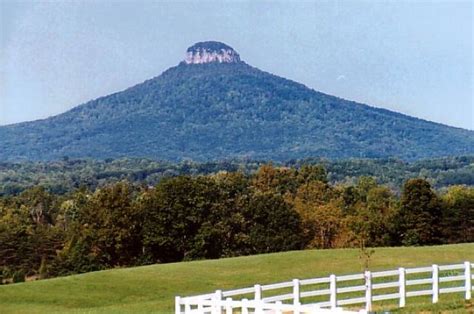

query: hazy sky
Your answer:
[1,1,473,129]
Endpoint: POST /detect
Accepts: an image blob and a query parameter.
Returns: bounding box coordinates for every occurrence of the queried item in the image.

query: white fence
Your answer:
[176,261,473,313]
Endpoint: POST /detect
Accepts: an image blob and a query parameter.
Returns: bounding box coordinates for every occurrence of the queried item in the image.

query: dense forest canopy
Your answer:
[1,156,472,196]
[1,161,473,283]
[1,59,473,161]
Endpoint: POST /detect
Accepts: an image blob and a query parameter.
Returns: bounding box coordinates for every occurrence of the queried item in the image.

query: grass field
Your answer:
[0,243,473,313]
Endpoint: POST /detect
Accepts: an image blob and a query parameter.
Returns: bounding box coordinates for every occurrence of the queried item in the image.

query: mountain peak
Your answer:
[184,41,241,64]
[1,44,472,162]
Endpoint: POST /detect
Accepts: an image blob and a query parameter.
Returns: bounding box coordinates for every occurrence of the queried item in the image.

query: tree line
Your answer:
[1,156,473,197]
[0,164,472,283]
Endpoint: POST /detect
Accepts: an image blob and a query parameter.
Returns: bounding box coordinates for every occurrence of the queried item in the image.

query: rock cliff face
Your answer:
[184,41,241,64]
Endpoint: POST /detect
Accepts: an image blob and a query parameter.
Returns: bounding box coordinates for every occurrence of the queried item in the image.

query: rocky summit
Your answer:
[0,41,473,161]
[184,41,241,64]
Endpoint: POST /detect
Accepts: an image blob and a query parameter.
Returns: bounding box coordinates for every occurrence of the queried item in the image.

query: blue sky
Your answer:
[1,1,473,129]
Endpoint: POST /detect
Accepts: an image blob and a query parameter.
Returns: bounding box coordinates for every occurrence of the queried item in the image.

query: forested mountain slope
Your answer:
[1,41,472,161]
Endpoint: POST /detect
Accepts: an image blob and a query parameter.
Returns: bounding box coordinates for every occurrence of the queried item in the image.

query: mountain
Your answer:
[1,41,473,161]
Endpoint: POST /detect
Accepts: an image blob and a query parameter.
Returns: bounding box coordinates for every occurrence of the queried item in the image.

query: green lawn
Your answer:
[1,243,473,313]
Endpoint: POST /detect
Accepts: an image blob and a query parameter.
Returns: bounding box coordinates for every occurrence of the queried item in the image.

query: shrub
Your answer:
[12,270,25,283]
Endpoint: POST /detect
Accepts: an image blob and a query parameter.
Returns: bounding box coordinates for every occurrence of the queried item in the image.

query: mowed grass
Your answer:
[0,243,473,313]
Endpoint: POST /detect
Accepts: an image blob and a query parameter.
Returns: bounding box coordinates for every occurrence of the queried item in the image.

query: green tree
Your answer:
[55,182,142,273]
[251,164,297,195]
[0,194,64,279]
[18,186,56,225]
[296,164,328,185]
[85,182,142,266]
[294,181,345,249]
[441,185,474,243]
[395,178,442,245]
[141,176,223,262]
[243,193,305,253]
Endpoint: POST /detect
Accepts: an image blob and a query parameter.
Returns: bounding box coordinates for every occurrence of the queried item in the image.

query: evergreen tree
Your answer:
[395,178,442,245]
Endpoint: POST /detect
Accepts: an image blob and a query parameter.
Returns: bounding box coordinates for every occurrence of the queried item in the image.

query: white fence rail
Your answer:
[176,261,473,313]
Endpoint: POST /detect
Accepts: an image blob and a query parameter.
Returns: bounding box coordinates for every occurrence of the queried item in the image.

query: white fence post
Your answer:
[399,267,406,308]
[254,284,263,314]
[275,301,283,314]
[254,284,262,301]
[184,299,191,313]
[365,270,372,312]
[175,296,181,314]
[432,264,439,303]
[213,290,222,314]
[241,298,249,314]
[255,298,263,314]
[293,279,300,306]
[225,298,232,314]
[294,301,302,314]
[330,274,337,309]
[465,261,472,300]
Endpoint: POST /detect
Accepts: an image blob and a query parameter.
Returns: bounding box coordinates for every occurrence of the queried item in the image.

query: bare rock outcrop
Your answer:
[184,41,241,64]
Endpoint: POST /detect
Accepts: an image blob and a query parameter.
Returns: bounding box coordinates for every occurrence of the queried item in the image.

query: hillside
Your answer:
[0,244,473,313]
[1,41,473,161]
